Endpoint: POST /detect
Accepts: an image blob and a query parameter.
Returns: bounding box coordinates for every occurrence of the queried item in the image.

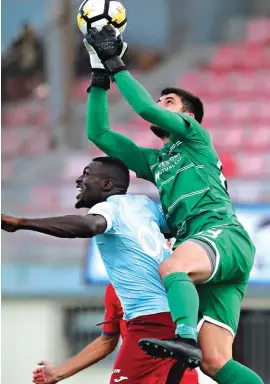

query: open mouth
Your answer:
[76,185,83,199]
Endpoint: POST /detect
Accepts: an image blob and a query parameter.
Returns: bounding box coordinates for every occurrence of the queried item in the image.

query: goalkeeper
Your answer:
[84,26,263,384]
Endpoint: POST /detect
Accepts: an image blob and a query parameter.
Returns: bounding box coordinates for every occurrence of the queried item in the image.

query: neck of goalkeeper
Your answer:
[162,137,170,145]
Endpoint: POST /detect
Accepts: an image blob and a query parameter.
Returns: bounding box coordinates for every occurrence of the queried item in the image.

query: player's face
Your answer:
[157,93,183,112]
[158,93,195,119]
[151,93,195,142]
[75,163,106,209]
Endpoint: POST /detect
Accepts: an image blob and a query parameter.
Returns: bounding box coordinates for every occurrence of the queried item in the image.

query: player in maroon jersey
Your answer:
[33,283,199,384]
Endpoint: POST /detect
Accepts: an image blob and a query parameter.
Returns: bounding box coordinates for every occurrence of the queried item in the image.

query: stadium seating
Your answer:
[2,18,270,182]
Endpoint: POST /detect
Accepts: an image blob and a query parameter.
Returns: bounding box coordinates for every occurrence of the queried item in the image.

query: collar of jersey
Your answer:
[161,139,173,152]
[107,194,127,202]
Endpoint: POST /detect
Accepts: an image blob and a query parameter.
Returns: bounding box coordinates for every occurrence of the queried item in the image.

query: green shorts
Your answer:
[190,224,256,337]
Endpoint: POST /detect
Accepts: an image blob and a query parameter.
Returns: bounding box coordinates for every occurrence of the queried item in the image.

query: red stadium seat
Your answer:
[237,153,269,177]
[210,44,241,72]
[216,127,244,150]
[245,127,270,150]
[246,18,270,45]
[180,71,206,95]
[204,101,227,122]
[225,101,253,124]
[217,153,237,178]
[210,43,270,72]
[241,45,270,70]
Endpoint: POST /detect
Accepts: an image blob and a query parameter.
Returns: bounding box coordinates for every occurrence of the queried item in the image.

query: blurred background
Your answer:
[1,0,270,383]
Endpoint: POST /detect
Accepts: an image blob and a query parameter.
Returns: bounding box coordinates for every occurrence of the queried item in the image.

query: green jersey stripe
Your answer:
[168,141,182,154]
[166,187,211,216]
[150,162,158,169]
[159,164,195,190]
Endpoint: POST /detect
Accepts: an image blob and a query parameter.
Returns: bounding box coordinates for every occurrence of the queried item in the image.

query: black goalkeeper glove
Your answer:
[85,25,127,77]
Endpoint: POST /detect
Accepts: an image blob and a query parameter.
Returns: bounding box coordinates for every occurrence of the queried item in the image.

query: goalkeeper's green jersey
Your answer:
[87,71,240,245]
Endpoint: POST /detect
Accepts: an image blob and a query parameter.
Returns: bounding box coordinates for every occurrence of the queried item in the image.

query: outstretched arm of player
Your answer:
[84,33,155,182]
[86,87,154,182]
[1,213,106,238]
[85,26,189,139]
[114,71,189,138]
[32,284,122,384]
[32,334,119,384]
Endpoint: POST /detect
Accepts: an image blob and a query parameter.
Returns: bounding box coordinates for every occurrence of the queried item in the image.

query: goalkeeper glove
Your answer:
[85,25,127,78]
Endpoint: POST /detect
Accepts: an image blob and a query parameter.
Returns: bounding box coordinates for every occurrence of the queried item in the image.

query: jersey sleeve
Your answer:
[98,284,122,336]
[114,71,211,145]
[88,201,117,233]
[86,88,155,182]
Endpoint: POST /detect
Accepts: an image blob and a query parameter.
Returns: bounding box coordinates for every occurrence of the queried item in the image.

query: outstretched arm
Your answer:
[86,88,155,181]
[1,213,107,238]
[32,334,119,384]
[114,71,189,138]
[32,283,121,384]
[84,26,202,142]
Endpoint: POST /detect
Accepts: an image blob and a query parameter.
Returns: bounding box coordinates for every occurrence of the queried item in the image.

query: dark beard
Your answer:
[150,125,169,139]
[75,199,84,209]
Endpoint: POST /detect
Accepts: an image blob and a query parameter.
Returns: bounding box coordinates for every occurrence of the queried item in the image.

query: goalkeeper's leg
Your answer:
[139,240,209,368]
[200,322,263,384]
[138,225,257,373]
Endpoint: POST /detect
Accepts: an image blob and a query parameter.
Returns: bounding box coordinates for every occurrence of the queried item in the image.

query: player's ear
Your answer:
[184,112,195,120]
[102,179,114,191]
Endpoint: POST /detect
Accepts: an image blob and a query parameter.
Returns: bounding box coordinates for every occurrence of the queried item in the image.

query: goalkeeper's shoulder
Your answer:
[134,146,159,182]
[175,113,212,145]
[138,146,159,158]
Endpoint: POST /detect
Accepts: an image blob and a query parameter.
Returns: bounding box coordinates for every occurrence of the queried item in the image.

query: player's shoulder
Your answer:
[138,146,159,155]
[106,194,160,222]
[175,113,212,145]
[110,193,153,205]
[138,146,160,163]
[88,199,116,212]
[88,196,122,217]
[137,195,163,222]
[130,194,158,210]
[88,199,120,232]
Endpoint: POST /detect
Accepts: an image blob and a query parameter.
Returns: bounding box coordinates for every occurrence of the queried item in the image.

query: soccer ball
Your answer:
[77,0,127,36]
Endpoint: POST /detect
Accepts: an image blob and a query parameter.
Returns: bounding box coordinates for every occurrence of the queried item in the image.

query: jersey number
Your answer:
[217,160,228,191]
[205,229,222,239]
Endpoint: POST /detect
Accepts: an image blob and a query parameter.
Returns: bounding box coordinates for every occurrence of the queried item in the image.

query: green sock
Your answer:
[164,272,199,341]
[214,359,264,384]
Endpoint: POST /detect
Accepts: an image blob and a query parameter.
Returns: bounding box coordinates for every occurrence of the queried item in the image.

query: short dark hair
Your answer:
[161,87,204,123]
[92,156,130,191]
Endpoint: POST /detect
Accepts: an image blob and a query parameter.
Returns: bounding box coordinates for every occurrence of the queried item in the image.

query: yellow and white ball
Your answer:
[77,0,127,35]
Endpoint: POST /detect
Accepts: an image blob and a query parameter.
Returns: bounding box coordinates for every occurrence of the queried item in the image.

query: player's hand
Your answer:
[84,27,128,69]
[84,26,127,88]
[85,25,127,76]
[83,38,105,71]
[85,25,121,62]
[33,361,61,384]
[1,214,21,232]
